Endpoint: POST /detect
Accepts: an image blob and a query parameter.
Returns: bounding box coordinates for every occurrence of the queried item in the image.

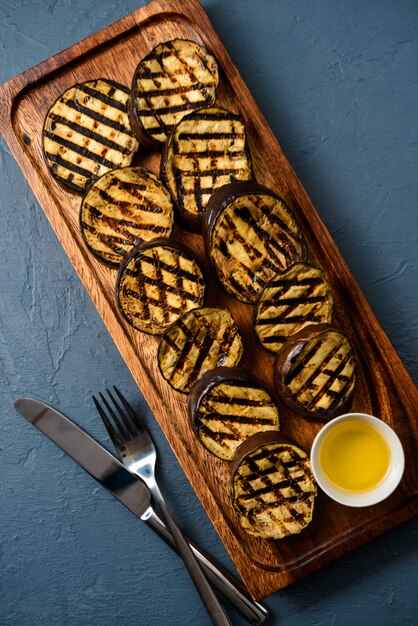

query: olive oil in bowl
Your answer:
[319,419,391,492]
[311,413,405,507]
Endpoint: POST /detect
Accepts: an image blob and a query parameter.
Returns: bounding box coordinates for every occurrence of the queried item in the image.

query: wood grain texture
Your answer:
[0,0,417,600]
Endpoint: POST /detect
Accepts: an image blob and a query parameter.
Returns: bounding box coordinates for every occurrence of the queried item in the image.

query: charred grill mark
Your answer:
[65,99,133,135]
[307,352,354,409]
[237,474,306,501]
[251,195,300,255]
[178,132,244,141]
[224,213,263,260]
[179,167,247,178]
[255,272,332,348]
[132,266,202,304]
[194,177,204,213]
[196,423,236,446]
[247,446,304,465]
[200,412,276,426]
[176,150,244,158]
[188,331,216,387]
[152,248,169,324]
[206,395,269,407]
[44,130,118,170]
[44,151,92,179]
[76,84,127,112]
[101,78,130,94]
[284,339,323,385]
[259,295,327,308]
[130,256,204,285]
[124,287,183,316]
[84,203,167,235]
[93,187,163,215]
[261,335,288,344]
[138,99,208,117]
[108,180,164,214]
[173,167,187,209]
[172,246,184,299]
[167,314,238,388]
[81,221,128,255]
[184,112,240,121]
[168,331,197,384]
[146,124,176,135]
[291,342,344,398]
[177,317,193,338]
[49,114,132,154]
[135,82,209,98]
[257,313,324,325]
[213,241,259,298]
[269,277,323,288]
[233,205,289,266]
[230,274,256,298]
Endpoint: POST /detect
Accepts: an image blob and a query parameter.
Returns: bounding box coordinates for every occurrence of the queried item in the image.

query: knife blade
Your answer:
[14,397,153,516]
[14,398,268,625]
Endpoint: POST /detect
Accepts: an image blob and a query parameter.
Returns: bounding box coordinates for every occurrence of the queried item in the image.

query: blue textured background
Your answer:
[1,1,417,624]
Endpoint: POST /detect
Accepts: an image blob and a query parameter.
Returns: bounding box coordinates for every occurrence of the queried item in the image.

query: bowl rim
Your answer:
[310,412,405,507]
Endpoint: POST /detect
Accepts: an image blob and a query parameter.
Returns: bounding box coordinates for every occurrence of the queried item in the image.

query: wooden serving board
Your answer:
[0,0,417,600]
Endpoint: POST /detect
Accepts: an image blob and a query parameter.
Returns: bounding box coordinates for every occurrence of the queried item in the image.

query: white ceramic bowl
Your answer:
[310,413,405,507]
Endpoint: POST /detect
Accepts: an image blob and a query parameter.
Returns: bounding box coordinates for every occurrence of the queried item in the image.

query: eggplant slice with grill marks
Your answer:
[117,238,205,335]
[204,181,306,303]
[80,166,174,266]
[189,367,279,461]
[129,38,219,147]
[158,308,243,393]
[254,263,333,353]
[274,324,356,421]
[231,431,317,540]
[43,79,138,193]
[161,107,253,231]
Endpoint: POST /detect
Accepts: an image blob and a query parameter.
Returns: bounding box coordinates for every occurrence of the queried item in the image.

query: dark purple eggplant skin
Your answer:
[116,236,207,332]
[128,83,160,150]
[160,133,202,233]
[161,113,254,233]
[274,323,356,422]
[202,180,307,272]
[188,366,262,427]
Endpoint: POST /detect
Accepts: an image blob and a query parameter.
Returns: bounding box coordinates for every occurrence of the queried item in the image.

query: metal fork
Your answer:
[94,387,231,626]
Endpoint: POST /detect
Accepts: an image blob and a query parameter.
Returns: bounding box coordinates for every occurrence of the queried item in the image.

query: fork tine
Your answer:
[106,387,137,438]
[92,395,123,448]
[98,391,132,442]
[113,386,141,426]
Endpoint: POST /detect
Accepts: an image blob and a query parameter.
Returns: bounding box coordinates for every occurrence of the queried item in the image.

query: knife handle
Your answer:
[142,507,268,625]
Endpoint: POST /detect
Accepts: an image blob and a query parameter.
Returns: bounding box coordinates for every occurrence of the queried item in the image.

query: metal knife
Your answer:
[14,398,268,625]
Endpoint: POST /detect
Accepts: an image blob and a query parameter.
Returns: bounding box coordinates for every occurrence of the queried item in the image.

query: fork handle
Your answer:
[143,506,268,625]
[156,493,231,625]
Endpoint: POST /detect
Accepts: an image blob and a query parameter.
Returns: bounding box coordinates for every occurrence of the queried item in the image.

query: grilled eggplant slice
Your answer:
[43,79,138,193]
[189,367,279,461]
[161,107,252,231]
[254,263,333,353]
[231,431,316,540]
[80,166,174,266]
[204,181,306,303]
[158,308,243,393]
[129,39,219,147]
[275,324,356,421]
[117,238,205,335]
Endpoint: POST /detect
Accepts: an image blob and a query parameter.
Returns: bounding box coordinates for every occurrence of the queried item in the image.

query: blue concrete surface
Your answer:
[1,1,417,624]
